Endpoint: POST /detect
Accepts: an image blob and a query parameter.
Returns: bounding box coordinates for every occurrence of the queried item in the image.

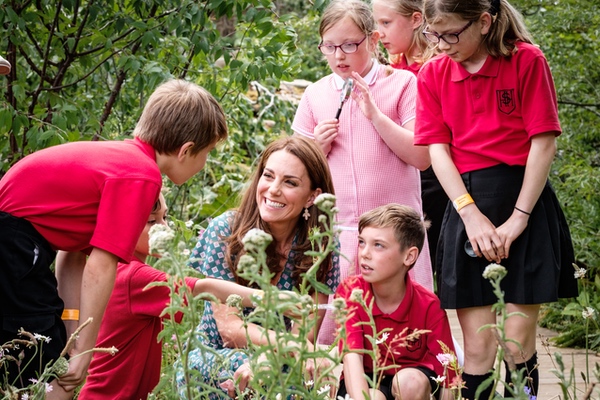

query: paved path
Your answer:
[447,310,597,399]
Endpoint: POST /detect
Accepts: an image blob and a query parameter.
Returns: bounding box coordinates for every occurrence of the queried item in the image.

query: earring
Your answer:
[303,207,311,221]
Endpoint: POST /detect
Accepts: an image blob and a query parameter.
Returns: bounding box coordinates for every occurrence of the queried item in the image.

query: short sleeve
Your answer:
[396,71,417,127]
[291,85,318,139]
[92,178,161,262]
[128,264,199,323]
[414,62,451,146]
[335,277,368,352]
[188,212,236,282]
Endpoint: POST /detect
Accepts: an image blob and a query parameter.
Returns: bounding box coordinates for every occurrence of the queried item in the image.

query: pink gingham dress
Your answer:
[293,60,433,344]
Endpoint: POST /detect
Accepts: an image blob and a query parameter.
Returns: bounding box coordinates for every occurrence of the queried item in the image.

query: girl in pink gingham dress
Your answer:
[292,0,433,345]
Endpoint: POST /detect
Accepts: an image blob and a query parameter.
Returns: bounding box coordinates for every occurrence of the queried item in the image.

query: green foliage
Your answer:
[153,194,341,399]
[513,0,600,346]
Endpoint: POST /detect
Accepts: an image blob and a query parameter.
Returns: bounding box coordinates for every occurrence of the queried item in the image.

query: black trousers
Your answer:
[0,212,66,387]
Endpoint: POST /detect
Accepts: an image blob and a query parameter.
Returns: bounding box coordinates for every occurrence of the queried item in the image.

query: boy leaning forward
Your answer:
[0,79,227,398]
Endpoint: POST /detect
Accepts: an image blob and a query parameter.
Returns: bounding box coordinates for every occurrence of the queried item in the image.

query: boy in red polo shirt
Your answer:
[78,193,279,400]
[336,204,456,400]
[0,79,227,398]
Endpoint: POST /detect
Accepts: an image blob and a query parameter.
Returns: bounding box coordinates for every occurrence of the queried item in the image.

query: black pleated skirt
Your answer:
[436,164,578,309]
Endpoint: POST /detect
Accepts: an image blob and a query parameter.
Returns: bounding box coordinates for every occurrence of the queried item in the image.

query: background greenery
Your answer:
[1,0,598,347]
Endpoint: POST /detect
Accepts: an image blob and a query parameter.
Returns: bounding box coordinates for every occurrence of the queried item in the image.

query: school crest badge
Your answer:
[497,89,515,114]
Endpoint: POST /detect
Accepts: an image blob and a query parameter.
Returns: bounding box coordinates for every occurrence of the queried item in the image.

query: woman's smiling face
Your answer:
[256,150,318,229]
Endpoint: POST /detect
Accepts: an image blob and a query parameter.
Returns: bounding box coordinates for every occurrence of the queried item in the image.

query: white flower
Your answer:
[431,375,446,384]
[314,193,336,213]
[21,394,29,400]
[242,228,273,253]
[185,220,194,228]
[33,333,51,343]
[582,307,596,319]
[337,395,353,400]
[482,263,507,280]
[349,289,363,303]
[436,353,455,366]
[182,248,191,257]
[226,294,243,308]
[148,224,175,254]
[376,332,390,345]
[305,379,314,387]
[45,382,53,393]
[574,267,587,279]
[317,385,331,395]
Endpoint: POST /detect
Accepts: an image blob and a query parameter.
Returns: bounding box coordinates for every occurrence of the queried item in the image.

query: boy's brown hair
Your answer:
[359,203,430,267]
[134,79,228,155]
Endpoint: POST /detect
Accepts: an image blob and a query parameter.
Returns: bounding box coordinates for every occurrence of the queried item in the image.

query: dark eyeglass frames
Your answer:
[422,20,474,44]
[318,36,367,55]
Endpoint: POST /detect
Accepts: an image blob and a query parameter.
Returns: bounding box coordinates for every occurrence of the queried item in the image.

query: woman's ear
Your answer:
[177,141,195,162]
[305,188,323,208]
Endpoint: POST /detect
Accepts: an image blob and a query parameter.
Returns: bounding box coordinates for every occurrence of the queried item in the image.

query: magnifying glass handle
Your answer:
[334,107,342,120]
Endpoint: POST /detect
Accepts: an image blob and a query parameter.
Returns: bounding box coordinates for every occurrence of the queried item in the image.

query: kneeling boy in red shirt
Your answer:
[336,204,457,400]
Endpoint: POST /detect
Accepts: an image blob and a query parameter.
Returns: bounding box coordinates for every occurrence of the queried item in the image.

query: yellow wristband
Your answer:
[453,193,474,212]
[61,309,80,321]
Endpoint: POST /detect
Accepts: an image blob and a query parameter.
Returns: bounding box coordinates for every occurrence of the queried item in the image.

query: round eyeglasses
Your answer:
[318,36,367,55]
[422,20,474,44]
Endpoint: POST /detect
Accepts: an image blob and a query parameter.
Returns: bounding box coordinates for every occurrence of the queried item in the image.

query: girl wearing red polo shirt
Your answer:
[372,0,448,269]
[414,0,577,398]
[292,0,433,346]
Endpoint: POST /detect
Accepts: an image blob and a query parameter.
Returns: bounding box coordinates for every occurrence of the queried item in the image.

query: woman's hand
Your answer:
[220,361,253,398]
[313,119,339,155]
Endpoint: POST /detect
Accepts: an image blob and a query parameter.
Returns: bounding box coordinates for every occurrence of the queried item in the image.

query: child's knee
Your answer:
[391,368,431,400]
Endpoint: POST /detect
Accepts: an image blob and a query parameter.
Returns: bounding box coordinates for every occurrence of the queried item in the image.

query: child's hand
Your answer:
[47,381,75,400]
[313,119,339,155]
[351,71,381,122]
[57,351,93,392]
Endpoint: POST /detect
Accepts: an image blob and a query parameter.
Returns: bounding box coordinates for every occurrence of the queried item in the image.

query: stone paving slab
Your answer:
[447,310,598,399]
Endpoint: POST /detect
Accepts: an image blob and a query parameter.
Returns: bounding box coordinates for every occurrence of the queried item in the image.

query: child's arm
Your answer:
[342,352,371,400]
[55,251,86,337]
[496,132,557,257]
[290,291,328,343]
[193,278,305,310]
[193,278,266,308]
[57,247,118,391]
[429,143,504,263]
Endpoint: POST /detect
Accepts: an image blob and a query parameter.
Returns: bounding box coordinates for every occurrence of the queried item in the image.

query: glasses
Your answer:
[422,20,473,44]
[318,36,367,55]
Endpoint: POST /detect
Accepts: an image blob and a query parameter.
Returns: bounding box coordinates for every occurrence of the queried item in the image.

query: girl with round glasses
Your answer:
[371,0,448,273]
[414,0,578,398]
[293,0,434,346]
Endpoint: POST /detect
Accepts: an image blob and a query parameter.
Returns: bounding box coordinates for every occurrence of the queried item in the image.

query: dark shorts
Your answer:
[337,366,440,400]
[436,164,578,309]
[0,211,65,387]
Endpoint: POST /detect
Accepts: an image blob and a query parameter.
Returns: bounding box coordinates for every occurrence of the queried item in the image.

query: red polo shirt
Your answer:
[336,275,456,380]
[415,41,561,174]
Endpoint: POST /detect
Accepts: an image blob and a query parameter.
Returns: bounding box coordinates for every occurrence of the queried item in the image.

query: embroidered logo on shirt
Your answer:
[497,89,515,114]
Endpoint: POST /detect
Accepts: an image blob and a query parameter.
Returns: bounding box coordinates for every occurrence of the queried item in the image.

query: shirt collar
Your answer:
[371,274,413,321]
[450,54,500,82]
[333,59,379,89]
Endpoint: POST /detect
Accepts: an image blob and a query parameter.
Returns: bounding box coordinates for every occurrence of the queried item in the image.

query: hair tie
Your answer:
[490,0,501,16]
